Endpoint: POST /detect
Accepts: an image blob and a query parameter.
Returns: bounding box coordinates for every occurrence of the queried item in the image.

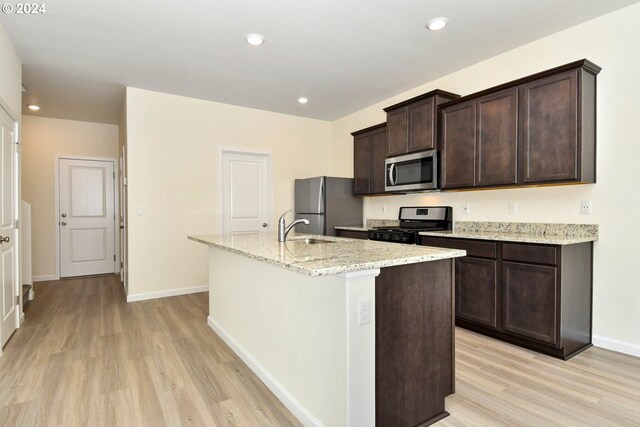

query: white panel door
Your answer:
[119,146,127,291]
[0,106,17,348]
[221,152,269,234]
[59,158,116,277]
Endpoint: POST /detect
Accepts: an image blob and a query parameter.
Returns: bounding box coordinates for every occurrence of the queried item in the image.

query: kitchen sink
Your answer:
[288,237,337,244]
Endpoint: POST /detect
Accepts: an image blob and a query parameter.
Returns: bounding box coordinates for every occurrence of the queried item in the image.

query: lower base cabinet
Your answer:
[502,261,557,344]
[457,257,498,328]
[419,236,593,360]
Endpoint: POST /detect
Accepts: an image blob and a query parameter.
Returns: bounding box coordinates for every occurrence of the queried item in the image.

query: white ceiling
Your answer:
[2,0,638,125]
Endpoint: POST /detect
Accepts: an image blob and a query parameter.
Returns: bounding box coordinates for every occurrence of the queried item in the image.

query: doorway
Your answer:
[219,150,272,234]
[57,158,117,278]
[0,104,18,348]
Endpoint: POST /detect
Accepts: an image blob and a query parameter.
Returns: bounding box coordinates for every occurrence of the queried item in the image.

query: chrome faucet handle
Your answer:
[278,209,293,225]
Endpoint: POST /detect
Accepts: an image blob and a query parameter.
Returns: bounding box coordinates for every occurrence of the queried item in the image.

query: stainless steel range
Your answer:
[368,206,452,244]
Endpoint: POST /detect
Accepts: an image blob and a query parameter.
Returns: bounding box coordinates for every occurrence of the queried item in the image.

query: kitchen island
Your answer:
[189,232,465,427]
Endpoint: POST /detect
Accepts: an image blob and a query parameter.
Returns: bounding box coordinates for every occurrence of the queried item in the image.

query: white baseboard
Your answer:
[593,335,640,358]
[32,274,58,282]
[126,285,208,302]
[207,316,322,427]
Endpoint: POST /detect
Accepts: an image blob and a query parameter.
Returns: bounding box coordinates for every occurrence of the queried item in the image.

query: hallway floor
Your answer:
[0,275,300,427]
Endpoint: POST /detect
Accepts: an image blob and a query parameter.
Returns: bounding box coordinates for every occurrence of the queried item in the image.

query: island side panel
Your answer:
[207,246,375,427]
[375,258,454,427]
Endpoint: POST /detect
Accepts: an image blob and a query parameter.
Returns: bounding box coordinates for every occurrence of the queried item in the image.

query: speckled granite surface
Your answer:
[189,232,465,276]
[334,218,399,232]
[420,221,598,245]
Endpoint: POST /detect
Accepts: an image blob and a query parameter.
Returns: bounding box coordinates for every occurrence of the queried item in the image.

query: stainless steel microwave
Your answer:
[385,150,438,192]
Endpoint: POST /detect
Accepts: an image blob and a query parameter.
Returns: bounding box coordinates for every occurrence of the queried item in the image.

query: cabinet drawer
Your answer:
[420,237,496,259]
[502,243,557,265]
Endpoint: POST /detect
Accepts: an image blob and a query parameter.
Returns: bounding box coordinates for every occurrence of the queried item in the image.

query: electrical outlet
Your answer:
[136,207,143,216]
[462,203,470,215]
[382,205,386,213]
[359,298,371,326]
[508,201,517,215]
[581,200,592,214]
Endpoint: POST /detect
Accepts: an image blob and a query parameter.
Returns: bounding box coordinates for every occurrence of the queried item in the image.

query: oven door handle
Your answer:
[389,163,397,186]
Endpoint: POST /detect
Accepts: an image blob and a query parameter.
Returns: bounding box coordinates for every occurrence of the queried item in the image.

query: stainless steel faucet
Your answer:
[278,210,309,242]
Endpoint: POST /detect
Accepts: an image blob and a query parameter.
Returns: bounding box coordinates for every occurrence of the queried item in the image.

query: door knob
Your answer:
[262,223,268,227]
[61,222,67,226]
[0,236,9,243]
[61,213,67,218]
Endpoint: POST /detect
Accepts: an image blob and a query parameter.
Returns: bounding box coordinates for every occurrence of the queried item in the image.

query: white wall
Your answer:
[21,116,119,278]
[331,4,640,354]
[0,23,21,117]
[125,88,333,299]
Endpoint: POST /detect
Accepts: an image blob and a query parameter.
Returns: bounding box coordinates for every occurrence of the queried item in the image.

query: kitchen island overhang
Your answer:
[189,233,465,427]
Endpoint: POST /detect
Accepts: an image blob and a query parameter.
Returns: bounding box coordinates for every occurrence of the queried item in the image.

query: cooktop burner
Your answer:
[368,206,452,244]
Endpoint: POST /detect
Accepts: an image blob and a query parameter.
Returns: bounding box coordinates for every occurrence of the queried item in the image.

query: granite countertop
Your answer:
[188,232,465,277]
[420,222,599,245]
[335,218,400,232]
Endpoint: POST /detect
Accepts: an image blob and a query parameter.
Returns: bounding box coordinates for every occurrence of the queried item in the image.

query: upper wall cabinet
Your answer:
[384,90,460,157]
[440,59,601,190]
[352,123,387,195]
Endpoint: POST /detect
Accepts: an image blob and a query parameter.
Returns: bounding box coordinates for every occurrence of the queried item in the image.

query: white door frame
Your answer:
[218,147,273,234]
[0,98,21,354]
[54,155,120,280]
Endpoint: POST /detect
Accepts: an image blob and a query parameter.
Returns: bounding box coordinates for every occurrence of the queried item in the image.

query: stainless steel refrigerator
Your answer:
[294,176,363,236]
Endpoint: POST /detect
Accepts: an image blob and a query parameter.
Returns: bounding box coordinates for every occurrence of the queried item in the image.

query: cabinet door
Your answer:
[520,70,579,183]
[441,100,476,188]
[408,98,435,152]
[476,88,518,186]
[370,127,388,194]
[387,108,408,156]
[502,261,558,344]
[456,257,498,328]
[353,134,371,195]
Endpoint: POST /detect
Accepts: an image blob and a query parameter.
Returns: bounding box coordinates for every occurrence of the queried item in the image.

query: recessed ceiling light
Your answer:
[426,17,449,31]
[245,34,265,46]
[298,97,308,104]
[27,104,40,111]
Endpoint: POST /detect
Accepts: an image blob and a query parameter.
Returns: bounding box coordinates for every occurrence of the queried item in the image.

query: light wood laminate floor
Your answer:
[0,275,301,427]
[1,275,639,426]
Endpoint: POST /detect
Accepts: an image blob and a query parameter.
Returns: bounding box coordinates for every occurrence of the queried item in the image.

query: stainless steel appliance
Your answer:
[368,206,452,244]
[294,176,363,236]
[385,150,438,192]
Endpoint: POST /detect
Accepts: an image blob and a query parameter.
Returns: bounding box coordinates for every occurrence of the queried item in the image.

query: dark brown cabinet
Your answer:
[376,259,454,426]
[384,90,460,157]
[502,261,557,344]
[457,257,498,328]
[440,59,600,190]
[419,236,593,359]
[351,123,387,195]
[477,89,519,186]
[441,89,518,189]
[335,229,368,240]
[441,100,476,188]
[520,68,596,184]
